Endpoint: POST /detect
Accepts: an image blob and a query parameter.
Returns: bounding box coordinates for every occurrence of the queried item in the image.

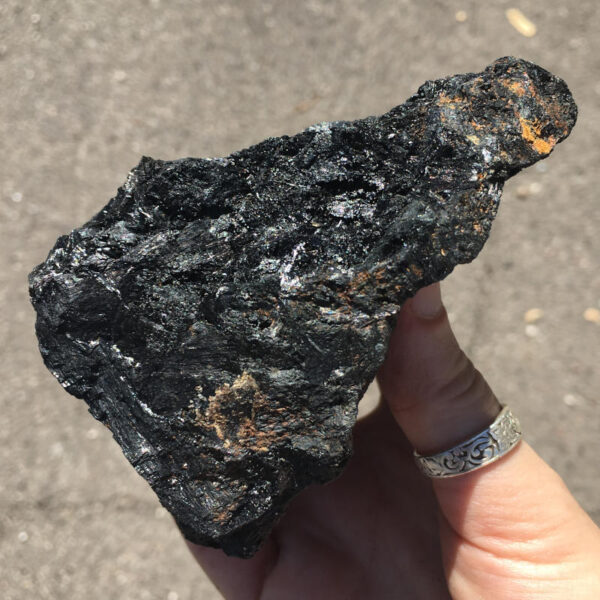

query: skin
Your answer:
[187,284,600,599]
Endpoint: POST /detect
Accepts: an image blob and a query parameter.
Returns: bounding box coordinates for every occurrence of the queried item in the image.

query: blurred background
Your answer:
[1,0,598,598]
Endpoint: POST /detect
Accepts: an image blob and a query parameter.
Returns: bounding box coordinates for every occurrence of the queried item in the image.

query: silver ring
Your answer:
[414,406,522,478]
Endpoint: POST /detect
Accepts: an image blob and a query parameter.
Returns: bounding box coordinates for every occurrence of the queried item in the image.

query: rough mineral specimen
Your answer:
[29,57,576,557]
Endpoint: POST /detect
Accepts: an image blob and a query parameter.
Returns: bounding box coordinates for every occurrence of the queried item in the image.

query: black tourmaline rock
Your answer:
[29,57,576,557]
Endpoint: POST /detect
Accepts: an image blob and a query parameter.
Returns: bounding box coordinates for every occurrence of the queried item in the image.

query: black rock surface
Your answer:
[29,57,576,557]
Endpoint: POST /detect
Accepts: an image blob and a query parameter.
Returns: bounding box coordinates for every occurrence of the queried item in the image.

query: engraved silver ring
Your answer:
[414,406,522,478]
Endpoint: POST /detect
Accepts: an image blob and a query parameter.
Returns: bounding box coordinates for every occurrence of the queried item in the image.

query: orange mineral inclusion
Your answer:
[519,116,556,154]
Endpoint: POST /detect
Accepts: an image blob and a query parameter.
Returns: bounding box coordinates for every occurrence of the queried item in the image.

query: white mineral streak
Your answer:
[308,121,331,133]
[137,398,163,418]
[279,242,305,292]
[129,428,155,465]
[110,344,140,368]
[329,201,349,217]
[257,257,280,273]
[372,176,385,191]
[123,167,138,194]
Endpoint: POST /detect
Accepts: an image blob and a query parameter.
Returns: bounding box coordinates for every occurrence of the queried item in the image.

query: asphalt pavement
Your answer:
[1,1,598,598]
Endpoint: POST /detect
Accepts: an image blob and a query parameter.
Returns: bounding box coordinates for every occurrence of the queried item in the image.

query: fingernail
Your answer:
[411,283,443,319]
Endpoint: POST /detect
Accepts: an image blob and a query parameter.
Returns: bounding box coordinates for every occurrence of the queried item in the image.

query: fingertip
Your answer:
[410,282,444,320]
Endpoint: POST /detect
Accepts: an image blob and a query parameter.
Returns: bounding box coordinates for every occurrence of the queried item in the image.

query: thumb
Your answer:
[378,282,500,455]
[378,283,600,598]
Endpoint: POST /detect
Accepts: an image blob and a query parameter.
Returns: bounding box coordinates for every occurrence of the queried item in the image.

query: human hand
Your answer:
[187,283,600,599]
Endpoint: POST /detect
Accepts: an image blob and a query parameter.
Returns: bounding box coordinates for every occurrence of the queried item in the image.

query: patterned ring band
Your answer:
[414,406,522,478]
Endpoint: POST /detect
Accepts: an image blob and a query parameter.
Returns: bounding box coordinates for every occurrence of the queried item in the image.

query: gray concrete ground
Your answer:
[1,1,598,598]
